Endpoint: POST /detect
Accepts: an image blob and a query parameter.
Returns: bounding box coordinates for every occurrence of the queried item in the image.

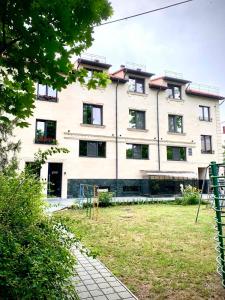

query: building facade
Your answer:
[15,58,224,198]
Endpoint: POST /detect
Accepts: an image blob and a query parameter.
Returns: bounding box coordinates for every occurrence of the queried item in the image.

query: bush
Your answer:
[98,192,113,207]
[0,170,78,299]
[174,185,200,205]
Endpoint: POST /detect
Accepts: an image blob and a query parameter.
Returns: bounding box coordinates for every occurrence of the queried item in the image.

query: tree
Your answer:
[0,0,112,126]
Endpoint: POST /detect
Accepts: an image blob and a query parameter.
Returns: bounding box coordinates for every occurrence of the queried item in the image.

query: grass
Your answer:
[57,204,224,299]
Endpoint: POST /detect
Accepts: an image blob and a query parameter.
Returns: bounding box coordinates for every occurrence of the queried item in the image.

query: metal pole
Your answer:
[156,89,161,171]
[211,161,225,286]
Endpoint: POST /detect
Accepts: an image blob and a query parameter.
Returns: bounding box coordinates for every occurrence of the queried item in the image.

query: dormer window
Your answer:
[37,84,57,102]
[167,84,181,100]
[128,77,145,94]
[84,68,102,84]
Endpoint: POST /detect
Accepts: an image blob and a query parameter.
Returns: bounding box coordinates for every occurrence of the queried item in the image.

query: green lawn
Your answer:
[58,204,225,300]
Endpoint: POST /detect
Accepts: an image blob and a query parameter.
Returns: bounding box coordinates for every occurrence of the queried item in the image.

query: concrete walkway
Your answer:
[72,247,137,300]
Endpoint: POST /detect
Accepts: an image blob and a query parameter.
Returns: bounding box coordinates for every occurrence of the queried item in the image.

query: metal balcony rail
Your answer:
[188,82,220,95]
[164,70,183,79]
[80,53,106,64]
[126,61,146,71]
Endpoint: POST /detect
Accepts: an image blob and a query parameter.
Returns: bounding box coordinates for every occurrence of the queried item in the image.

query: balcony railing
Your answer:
[189,83,220,95]
[80,53,106,64]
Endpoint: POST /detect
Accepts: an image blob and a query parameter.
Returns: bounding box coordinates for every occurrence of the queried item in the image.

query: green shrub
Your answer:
[174,185,200,205]
[98,192,113,207]
[0,170,78,299]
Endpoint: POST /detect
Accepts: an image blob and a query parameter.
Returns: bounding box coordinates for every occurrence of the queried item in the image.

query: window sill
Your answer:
[201,151,214,154]
[79,156,106,158]
[81,83,105,91]
[80,123,105,128]
[167,160,187,162]
[126,158,149,160]
[35,141,57,145]
[167,97,184,102]
[127,91,148,97]
[167,131,186,136]
[37,96,58,102]
[127,128,148,132]
[199,118,212,122]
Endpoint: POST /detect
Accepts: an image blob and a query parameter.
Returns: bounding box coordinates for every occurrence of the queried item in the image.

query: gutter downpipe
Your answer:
[115,80,119,196]
[156,88,162,171]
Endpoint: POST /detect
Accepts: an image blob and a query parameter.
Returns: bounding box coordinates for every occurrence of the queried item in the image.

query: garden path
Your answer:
[72,247,138,300]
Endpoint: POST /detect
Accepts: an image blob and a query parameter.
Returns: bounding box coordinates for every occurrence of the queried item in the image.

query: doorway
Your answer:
[48,163,63,197]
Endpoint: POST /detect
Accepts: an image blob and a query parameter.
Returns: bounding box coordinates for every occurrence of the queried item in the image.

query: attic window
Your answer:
[128,77,145,94]
[84,68,102,84]
[167,84,181,100]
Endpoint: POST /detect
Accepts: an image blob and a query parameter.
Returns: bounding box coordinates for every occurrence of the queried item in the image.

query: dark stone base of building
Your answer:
[67,178,209,198]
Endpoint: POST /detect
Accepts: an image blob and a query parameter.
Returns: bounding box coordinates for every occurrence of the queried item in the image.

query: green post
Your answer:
[211,161,225,286]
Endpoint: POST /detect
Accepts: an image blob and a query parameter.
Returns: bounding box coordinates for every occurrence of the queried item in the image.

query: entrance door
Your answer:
[48,163,62,197]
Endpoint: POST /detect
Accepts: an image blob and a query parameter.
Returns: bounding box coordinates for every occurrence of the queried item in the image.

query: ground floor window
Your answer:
[167,146,186,161]
[123,186,141,192]
[126,144,149,159]
[79,140,106,157]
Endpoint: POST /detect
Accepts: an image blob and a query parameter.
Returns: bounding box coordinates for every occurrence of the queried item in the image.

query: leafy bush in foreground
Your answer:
[0,170,78,299]
[175,184,200,205]
[98,192,114,207]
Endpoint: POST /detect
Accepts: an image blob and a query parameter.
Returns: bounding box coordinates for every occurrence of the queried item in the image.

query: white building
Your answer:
[15,57,224,198]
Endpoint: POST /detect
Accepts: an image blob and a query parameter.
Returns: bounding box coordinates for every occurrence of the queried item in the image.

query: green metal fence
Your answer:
[210,161,225,287]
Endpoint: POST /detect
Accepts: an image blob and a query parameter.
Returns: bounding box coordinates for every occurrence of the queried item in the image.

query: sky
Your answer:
[87,0,225,122]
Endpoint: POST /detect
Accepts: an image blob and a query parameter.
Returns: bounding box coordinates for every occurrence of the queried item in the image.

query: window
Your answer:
[83,104,103,125]
[167,146,186,161]
[201,135,213,153]
[128,77,145,94]
[84,68,102,84]
[167,84,182,99]
[126,144,149,159]
[37,84,57,101]
[79,141,106,157]
[129,110,145,129]
[199,106,211,121]
[35,120,56,144]
[123,186,141,192]
[168,115,183,133]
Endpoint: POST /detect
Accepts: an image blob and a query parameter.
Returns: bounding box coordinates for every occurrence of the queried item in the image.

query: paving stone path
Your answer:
[72,248,138,300]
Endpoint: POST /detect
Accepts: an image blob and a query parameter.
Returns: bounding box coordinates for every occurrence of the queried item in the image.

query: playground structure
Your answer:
[79,184,99,220]
[210,161,225,287]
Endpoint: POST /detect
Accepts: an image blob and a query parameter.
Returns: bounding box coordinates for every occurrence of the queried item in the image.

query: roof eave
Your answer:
[163,76,191,84]
[125,68,154,78]
[77,58,112,70]
[186,89,225,100]
[110,76,128,83]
